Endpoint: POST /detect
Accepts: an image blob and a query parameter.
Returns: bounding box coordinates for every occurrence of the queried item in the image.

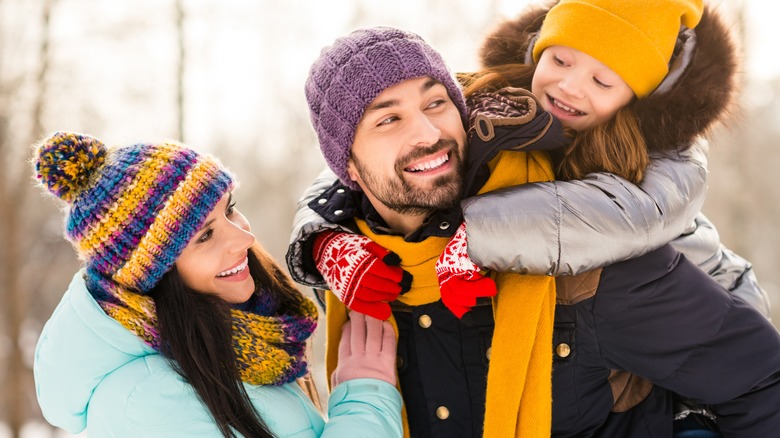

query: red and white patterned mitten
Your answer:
[435,223,497,318]
[313,231,412,320]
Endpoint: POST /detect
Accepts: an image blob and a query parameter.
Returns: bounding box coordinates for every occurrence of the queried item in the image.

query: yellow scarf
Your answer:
[325,150,556,437]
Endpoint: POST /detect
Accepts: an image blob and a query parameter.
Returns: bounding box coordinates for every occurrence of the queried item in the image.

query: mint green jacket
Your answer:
[34,271,402,437]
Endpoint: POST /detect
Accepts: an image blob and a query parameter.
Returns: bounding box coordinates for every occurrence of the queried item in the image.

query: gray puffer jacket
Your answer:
[461,139,771,317]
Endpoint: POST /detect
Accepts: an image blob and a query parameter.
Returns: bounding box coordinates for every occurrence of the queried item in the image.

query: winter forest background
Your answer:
[1,0,779,436]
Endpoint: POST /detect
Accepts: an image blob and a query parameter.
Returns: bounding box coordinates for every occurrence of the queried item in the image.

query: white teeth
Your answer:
[217,257,248,277]
[553,98,580,114]
[408,154,448,172]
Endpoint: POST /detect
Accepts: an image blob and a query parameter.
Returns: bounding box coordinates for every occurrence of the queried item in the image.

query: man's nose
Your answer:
[409,112,441,146]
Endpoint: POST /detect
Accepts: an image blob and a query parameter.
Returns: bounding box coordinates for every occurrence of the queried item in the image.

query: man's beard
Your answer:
[352,139,465,216]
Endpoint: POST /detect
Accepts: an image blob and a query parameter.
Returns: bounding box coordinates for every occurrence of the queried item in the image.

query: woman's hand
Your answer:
[331,311,397,387]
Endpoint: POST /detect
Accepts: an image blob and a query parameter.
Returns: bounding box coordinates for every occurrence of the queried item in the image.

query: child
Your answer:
[460,0,765,318]
[443,1,777,436]
[32,132,402,438]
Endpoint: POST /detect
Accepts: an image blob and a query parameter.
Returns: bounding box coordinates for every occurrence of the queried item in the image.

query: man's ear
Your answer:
[347,157,360,183]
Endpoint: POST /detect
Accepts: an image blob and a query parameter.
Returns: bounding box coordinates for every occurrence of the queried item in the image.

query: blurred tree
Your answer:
[176,0,186,141]
[0,1,57,436]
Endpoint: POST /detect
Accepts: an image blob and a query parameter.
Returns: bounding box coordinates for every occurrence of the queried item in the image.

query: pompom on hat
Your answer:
[532,0,704,98]
[34,131,234,294]
[305,26,468,190]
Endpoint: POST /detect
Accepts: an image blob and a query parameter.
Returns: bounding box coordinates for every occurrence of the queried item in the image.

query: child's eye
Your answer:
[552,55,566,66]
[593,77,612,89]
[227,200,237,215]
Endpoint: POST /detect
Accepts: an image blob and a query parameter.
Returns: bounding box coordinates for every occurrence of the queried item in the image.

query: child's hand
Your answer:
[436,223,497,318]
[313,231,412,320]
[331,311,397,387]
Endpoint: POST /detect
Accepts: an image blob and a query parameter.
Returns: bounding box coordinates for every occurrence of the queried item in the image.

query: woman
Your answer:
[32,131,402,437]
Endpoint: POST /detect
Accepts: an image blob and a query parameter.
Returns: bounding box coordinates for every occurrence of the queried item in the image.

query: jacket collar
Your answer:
[308,180,461,243]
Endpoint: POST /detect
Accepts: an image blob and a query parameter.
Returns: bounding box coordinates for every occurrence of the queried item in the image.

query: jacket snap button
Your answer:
[436,406,450,420]
[418,314,432,328]
[396,355,404,369]
[317,198,327,205]
[556,343,571,358]
[486,347,492,361]
[336,188,345,194]
[439,221,450,230]
[334,210,343,216]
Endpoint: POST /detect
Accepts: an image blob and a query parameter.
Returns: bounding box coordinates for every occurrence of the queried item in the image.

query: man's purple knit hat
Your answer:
[305,27,468,190]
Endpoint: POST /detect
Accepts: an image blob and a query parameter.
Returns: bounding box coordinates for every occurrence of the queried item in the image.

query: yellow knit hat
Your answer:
[532,0,704,97]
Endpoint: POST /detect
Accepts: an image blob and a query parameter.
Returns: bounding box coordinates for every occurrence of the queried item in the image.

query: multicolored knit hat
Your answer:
[305,26,469,190]
[33,131,234,294]
[532,0,704,97]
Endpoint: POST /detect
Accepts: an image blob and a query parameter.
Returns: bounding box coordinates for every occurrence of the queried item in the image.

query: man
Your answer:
[296,26,564,437]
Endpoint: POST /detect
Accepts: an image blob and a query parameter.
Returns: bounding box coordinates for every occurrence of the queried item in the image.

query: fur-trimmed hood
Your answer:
[478,2,739,153]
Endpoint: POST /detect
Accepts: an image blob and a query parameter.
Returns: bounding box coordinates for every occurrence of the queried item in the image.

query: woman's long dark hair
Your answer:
[150,243,304,438]
[460,62,648,184]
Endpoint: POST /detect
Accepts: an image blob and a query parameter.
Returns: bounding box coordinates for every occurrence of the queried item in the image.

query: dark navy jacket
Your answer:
[551,244,780,437]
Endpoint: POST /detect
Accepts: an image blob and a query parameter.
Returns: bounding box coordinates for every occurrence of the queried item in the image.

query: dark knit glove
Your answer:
[435,223,497,318]
[313,231,412,320]
[331,311,397,387]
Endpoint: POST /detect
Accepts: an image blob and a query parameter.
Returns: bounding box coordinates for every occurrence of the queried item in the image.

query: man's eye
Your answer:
[378,116,398,126]
[427,99,446,109]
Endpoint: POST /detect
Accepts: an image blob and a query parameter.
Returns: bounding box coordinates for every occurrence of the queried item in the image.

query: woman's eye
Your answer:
[227,201,237,215]
[197,229,213,244]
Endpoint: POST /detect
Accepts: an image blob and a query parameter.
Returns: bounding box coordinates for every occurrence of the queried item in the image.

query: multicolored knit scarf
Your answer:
[87,270,318,386]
